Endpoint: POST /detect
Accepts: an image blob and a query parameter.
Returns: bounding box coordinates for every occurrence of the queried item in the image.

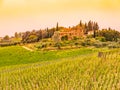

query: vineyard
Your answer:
[0,46,95,67]
[0,46,120,89]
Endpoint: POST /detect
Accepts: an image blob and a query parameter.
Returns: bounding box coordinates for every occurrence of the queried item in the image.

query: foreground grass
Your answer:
[0,46,97,67]
[1,46,120,89]
[0,52,120,89]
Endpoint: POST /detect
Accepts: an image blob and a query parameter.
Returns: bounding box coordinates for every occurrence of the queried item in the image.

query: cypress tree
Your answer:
[84,23,88,34]
[93,22,96,38]
[56,22,59,31]
[80,20,82,27]
[88,20,93,31]
[93,22,99,38]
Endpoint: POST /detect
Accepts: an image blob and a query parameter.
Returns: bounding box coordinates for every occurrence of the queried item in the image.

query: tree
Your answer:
[93,22,96,38]
[36,30,42,41]
[94,22,99,38]
[88,20,93,31]
[48,28,56,38]
[22,31,31,43]
[56,22,59,31]
[46,27,50,38]
[28,35,38,42]
[98,29,120,41]
[84,23,88,34]
[95,22,99,30]
[108,27,112,30]
[52,31,61,49]
[3,35,10,40]
[14,32,19,38]
[79,20,82,27]
[61,35,68,41]
[18,32,22,38]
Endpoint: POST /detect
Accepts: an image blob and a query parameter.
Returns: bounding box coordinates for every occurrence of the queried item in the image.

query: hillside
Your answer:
[0,46,120,89]
[0,46,96,67]
[0,47,120,90]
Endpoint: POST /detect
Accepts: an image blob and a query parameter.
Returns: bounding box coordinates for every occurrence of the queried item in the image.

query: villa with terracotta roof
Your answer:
[52,26,85,41]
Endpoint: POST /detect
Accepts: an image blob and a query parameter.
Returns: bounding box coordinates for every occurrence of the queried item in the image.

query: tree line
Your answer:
[97,28,120,41]
[1,20,120,45]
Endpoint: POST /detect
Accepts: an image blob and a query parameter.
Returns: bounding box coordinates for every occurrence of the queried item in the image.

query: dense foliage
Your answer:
[97,29,120,41]
[21,20,99,43]
[1,20,120,48]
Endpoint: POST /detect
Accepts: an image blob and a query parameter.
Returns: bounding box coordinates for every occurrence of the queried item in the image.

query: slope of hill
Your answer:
[0,46,96,67]
[0,48,120,89]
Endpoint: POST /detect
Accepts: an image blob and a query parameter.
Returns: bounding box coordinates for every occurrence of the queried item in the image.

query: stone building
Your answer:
[52,27,84,41]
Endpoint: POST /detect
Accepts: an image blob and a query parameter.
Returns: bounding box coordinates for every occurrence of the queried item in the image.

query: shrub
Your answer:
[93,42,103,48]
[49,43,52,46]
[83,38,96,46]
[42,39,49,42]
[108,43,120,49]
[61,35,68,41]
[73,36,78,40]
[0,42,21,47]
[54,43,61,49]
[95,37,106,42]
[42,43,47,48]
[81,42,86,46]
[74,42,79,47]
[93,42,110,48]
[35,44,42,49]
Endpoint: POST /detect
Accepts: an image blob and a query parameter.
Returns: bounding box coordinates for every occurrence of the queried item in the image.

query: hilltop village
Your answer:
[0,20,120,49]
[0,21,96,43]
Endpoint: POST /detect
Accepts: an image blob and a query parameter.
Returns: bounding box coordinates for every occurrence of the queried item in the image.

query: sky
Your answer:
[0,0,120,37]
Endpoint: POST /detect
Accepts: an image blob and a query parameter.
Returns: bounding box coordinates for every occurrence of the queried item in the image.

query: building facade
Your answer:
[52,27,84,41]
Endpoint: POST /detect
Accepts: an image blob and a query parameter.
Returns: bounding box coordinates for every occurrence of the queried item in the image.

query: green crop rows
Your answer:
[0,46,95,67]
[0,46,120,89]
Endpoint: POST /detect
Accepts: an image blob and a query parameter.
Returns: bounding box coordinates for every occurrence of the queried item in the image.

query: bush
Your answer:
[54,43,61,49]
[35,43,48,49]
[74,42,79,47]
[0,42,21,47]
[49,43,52,46]
[93,42,110,48]
[80,38,96,46]
[108,43,120,49]
[73,36,78,40]
[61,35,68,41]
[81,42,86,46]
[95,37,106,42]
[35,44,42,49]
[80,39,91,46]
[42,44,47,48]
[93,42,103,48]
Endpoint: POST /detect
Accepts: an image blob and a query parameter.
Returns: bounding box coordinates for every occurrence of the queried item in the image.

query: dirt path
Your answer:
[22,46,33,51]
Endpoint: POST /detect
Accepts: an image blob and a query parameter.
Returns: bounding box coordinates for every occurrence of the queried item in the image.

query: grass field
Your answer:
[0,46,120,89]
[0,46,96,67]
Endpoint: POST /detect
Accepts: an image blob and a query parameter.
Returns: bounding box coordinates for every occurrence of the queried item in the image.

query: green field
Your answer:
[0,46,120,89]
[0,46,96,67]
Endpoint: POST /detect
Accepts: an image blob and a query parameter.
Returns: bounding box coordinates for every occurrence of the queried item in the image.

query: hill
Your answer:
[0,46,96,67]
[0,46,120,89]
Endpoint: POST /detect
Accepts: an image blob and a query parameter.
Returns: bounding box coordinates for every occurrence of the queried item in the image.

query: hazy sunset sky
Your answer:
[0,0,120,36]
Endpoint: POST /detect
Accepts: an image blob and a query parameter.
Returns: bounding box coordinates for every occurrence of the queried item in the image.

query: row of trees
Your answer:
[22,28,55,43]
[22,20,100,43]
[79,20,99,37]
[1,20,120,45]
[97,29,120,41]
